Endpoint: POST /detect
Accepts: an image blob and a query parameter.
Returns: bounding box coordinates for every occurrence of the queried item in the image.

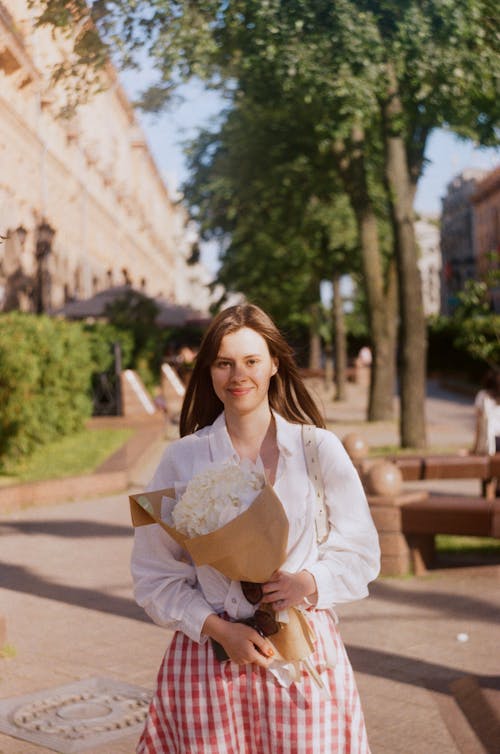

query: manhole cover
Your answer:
[0,677,152,753]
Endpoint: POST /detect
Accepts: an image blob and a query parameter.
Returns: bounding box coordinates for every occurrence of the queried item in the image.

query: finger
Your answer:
[268,570,282,582]
[251,633,275,660]
[261,582,280,596]
[259,591,279,603]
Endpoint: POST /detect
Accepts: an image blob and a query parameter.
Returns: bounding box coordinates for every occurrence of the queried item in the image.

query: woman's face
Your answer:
[210,327,278,417]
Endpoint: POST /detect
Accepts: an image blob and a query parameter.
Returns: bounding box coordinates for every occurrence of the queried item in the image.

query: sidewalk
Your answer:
[0,381,498,753]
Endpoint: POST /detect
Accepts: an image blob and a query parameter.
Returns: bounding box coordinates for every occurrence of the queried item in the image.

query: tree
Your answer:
[36,0,499,446]
[183,98,361,377]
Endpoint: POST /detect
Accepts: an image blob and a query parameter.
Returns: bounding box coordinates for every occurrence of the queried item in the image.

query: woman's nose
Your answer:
[231,362,247,380]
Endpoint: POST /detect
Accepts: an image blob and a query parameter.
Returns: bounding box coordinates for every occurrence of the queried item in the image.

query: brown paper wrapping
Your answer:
[129,484,316,663]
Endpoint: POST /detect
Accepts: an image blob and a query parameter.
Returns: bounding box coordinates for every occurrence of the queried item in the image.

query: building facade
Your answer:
[471,166,500,313]
[0,0,207,315]
[439,168,487,314]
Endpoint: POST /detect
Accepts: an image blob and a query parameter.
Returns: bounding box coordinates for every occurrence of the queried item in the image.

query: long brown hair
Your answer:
[180,304,326,436]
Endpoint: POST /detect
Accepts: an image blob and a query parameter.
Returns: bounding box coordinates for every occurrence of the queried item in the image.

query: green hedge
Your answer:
[427,317,490,384]
[0,313,94,462]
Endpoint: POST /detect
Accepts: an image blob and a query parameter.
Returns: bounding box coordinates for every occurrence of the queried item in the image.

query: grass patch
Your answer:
[0,428,133,485]
[371,445,467,457]
[0,644,16,659]
[436,535,500,553]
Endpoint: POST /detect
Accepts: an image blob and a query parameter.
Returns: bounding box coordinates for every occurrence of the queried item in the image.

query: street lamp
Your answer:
[35,221,55,314]
[15,226,27,249]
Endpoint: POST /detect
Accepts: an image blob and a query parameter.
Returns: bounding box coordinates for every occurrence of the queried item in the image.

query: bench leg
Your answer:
[482,478,498,501]
[407,534,435,575]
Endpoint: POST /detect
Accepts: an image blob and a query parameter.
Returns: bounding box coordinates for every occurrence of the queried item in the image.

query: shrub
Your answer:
[82,322,135,372]
[0,313,93,462]
[427,316,493,384]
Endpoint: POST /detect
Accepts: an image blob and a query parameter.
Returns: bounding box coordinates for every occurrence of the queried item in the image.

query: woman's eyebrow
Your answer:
[215,353,261,360]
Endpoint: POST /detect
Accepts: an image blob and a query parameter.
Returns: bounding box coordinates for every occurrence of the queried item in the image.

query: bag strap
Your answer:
[302,424,329,545]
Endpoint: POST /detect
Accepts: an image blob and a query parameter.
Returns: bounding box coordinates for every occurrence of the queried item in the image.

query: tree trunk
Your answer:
[334,129,397,422]
[308,301,322,370]
[356,205,398,421]
[323,342,335,399]
[332,273,347,401]
[383,64,427,448]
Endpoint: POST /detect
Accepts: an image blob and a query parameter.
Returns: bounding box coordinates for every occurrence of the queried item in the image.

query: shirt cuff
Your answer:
[224,581,255,619]
[306,562,336,610]
[179,603,217,644]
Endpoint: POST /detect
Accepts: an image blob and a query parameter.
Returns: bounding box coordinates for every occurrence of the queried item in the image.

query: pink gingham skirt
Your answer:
[137,610,371,754]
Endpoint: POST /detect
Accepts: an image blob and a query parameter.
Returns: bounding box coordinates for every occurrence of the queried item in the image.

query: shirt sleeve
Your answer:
[130,443,216,643]
[305,429,381,608]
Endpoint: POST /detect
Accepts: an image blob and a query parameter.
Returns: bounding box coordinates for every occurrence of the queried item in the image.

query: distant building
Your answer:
[415,215,441,317]
[471,166,500,313]
[439,168,488,314]
[0,0,211,316]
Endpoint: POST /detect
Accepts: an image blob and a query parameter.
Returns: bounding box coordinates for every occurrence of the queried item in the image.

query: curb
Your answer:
[0,416,167,516]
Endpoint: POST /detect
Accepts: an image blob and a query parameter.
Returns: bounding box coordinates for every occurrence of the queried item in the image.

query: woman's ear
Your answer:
[271,359,279,376]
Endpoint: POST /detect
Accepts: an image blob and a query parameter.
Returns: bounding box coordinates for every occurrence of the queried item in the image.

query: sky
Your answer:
[121,76,500,274]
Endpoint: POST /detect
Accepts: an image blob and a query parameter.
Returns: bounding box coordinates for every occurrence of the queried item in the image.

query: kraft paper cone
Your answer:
[130,484,289,582]
[269,607,316,662]
[130,487,189,549]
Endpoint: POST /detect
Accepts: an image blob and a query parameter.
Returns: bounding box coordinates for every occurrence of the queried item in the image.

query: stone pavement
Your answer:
[0,380,499,754]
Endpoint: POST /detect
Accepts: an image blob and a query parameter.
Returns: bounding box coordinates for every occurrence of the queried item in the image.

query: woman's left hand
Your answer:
[260,569,317,610]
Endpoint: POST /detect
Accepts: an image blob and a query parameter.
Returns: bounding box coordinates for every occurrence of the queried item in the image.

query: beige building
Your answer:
[415,215,441,317]
[0,0,207,314]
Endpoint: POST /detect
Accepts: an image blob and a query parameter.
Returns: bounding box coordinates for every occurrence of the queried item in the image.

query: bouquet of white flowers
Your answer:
[130,462,319,680]
[171,461,265,537]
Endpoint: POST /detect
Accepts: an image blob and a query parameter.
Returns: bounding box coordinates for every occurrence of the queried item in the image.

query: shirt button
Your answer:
[231,598,237,604]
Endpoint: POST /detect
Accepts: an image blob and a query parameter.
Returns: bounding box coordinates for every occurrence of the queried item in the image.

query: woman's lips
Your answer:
[228,387,252,396]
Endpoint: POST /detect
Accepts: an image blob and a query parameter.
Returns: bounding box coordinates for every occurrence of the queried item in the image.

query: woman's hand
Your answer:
[202,614,275,668]
[260,569,318,610]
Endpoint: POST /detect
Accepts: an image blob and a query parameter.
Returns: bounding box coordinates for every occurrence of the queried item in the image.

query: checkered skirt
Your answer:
[137,610,370,753]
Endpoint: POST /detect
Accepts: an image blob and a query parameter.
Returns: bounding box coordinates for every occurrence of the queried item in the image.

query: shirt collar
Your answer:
[208,412,238,462]
[207,410,297,462]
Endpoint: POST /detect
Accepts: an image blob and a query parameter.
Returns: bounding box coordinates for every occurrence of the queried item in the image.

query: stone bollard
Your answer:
[342,433,369,478]
[364,461,428,577]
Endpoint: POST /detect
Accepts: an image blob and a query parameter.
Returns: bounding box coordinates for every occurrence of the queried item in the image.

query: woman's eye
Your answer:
[215,360,231,368]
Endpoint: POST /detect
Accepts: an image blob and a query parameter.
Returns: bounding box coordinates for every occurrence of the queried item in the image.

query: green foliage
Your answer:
[450,257,500,367]
[83,321,134,372]
[427,316,486,382]
[0,313,93,462]
[103,290,164,388]
[183,98,361,335]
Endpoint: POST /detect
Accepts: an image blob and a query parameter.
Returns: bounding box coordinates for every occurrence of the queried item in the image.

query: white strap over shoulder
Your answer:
[302,424,329,545]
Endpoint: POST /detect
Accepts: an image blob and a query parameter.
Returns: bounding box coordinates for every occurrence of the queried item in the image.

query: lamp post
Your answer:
[34,221,55,314]
[15,226,27,249]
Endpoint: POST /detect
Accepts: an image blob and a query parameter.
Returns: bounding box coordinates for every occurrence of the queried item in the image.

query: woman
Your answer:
[132,304,380,753]
[472,368,500,456]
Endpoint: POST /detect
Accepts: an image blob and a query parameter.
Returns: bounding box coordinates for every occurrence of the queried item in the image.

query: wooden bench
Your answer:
[387,453,499,499]
[367,453,500,575]
[401,495,500,573]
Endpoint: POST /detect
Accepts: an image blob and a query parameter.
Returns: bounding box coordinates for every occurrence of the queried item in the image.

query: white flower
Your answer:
[171,461,265,537]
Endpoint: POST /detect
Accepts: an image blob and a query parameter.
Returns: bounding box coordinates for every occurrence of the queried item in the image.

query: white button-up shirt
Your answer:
[131,412,380,644]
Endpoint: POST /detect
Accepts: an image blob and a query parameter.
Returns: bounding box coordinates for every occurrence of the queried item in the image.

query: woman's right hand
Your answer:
[202,614,275,667]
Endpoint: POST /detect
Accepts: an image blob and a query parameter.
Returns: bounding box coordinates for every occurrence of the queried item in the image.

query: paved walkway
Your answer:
[0,381,499,753]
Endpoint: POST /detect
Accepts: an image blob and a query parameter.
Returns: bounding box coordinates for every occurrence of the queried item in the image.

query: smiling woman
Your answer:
[131,303,381,754]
